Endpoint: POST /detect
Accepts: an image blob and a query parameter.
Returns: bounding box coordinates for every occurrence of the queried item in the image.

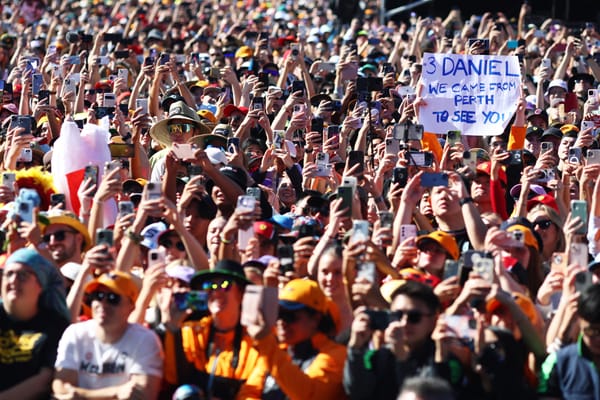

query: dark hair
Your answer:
[579,284,600,323]
[242,137,267,153]
[400,377,455,400]
[390,280,441,314]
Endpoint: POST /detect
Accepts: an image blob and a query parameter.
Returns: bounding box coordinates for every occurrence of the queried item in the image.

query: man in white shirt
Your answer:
[52,271,164,399]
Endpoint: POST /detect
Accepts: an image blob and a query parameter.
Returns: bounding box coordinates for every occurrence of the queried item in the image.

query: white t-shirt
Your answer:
[55,320,164,389]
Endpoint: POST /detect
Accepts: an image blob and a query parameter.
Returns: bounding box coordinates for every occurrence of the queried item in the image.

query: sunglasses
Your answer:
[533,219,553,230]
[168,123,195,135]
[278,309,302,324]
[3,269,34,282]
[90,291,122,306]
[392,309,433,324]
[42,229,77,243]
[201,280,233,293]
[160,239,185,251]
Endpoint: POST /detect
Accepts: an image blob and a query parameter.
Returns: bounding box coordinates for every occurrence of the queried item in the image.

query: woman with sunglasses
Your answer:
[526,204,565,264]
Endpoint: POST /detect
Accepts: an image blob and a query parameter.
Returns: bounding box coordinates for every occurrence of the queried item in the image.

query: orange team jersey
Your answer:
[163,316,264,399]
[242,332,348,400]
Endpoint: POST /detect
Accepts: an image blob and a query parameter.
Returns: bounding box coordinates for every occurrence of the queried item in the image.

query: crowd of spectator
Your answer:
[2,0,600,399]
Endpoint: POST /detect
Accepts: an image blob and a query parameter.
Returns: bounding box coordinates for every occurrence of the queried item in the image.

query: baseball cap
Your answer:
[527,194,559,212]
[165,261,195,283]
[416,231,459,260]
[545,79,568,97]
[85,271,141,304]
[486,291,543,331]
[254,221,275,240]
[140,222,167,249]
[509,183,546,198]
[541,127,563,139]
[44,210,92,251]
[190,259,251,288]
[279,278,327,313]
[476,161,507,185]
[525,126,543,137]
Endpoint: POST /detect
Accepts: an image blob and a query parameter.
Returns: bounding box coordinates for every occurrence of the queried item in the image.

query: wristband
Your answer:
[220,233,235,244]
[459,197,474,206]
[126,229,143,244]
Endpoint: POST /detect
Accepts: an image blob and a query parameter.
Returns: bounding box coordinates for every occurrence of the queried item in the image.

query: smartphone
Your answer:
[241,284,278,327]
[277,244,295,273]
[252,96,264,111]
[550,252,566,274]
[246,187,261,201]
[109,143,135,158]
[97,56,110,66]
[84,165,98,189]
[32,73,43,95]
[392,167,408,187]
[365,309,394,331]
[569,147,583,164]
[379,211,394,228]
[148,247,166,267]
[446,130,461,146]
[541,142,553,155]
[95,228,114,247]
[104,160,120,175]
[408,151,434,167]
[103,93,116,108]
[463,150,477,172]
[420,172,449,187]
[271,130,284,150]
[399,224,417,244]
[507,39,519,49]
[63,78,76,94]
[15,199,33,223]
[145,181,162,200]
[351,220,370,244]
[50,193,66,208]
[117,68,128,82]
[174,291,208,312]
[342,176,357,191]
[458,264,473,286]
[14,115,32,135]
[68,55,81,65]
[588,149,600,165]
[444,315,476,339]
[38,89,51,104]
[347,150,365,175]
[1,172,15,189]
[541,58,551,69]
[571,200,588,234]
[338,185,353,216]
[118,200,135,217]
[227,137,240,154]
[208,67,221,79]
[236,195,256,213]
[159,53,170,66]
[385,138,400,155]
[355,261,376,283]
[311,117,324,134]
[136,98,148,114]
[172,143,197,160]
[17,148,32,163]
[443,260,460,280]
[570,242,589,268]
[324,125,340,146]
[473,258,494,283]
[257,71,269,86]
[291,80,305,96]
[114,50,130,59]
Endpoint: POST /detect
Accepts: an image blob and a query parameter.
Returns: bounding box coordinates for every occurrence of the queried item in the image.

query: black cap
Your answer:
[190,259,251,289]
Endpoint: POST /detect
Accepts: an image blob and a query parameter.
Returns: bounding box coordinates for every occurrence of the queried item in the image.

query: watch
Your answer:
[459,197,474,206]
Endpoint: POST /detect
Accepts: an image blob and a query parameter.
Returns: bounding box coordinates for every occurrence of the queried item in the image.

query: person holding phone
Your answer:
[246,279,347,399]
[162,260,263,399]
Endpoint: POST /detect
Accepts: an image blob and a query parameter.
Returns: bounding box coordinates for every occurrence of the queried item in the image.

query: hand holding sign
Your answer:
[420,53,521,136]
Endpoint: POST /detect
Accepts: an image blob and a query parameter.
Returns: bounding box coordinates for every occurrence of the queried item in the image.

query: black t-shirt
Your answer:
[0,305,69,390]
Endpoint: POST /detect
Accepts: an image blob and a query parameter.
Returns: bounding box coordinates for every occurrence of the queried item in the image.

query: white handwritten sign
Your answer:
[419,53,521,136]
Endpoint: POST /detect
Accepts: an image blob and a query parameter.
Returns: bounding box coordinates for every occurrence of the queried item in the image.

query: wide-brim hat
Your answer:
[150,101,211,147]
